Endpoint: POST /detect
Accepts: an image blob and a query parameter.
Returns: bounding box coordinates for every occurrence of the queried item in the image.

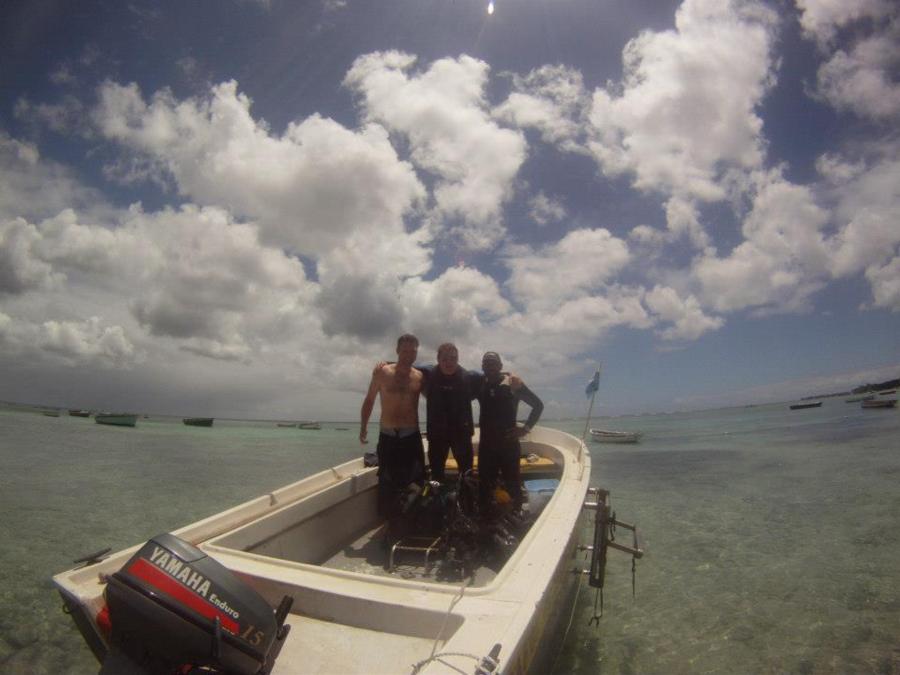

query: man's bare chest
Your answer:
[385,379,419,396]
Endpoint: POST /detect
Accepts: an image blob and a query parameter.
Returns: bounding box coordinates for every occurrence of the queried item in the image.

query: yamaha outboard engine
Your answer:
[100,533,291,675]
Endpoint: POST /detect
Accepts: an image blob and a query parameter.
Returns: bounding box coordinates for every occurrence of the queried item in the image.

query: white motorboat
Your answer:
[53,426,642,674]
[589,428,643,444]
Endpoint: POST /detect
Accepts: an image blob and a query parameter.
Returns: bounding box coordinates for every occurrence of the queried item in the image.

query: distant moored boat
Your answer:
[68,409,92,417]
[95,413,138,427]
[789,401,822,410]
[183,417,214,427]
[298,421,322,430]
[589,428,642,443]
[861,399,897,409]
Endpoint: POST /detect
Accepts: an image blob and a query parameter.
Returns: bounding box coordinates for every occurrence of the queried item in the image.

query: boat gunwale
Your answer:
[199,431,588,598]
[53,429,588,599]
[51,426,593,674]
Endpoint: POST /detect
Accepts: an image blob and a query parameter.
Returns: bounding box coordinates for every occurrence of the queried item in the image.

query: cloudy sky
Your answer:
[1,0,898,420]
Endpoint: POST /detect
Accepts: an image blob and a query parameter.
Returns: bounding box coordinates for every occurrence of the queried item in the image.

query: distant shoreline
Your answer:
[800,377,899,401]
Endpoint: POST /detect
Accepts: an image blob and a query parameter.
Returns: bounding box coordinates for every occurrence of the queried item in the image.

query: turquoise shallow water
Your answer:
[1,401,898,674]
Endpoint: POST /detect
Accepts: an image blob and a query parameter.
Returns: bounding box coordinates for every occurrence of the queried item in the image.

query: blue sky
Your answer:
[1,0,898,420]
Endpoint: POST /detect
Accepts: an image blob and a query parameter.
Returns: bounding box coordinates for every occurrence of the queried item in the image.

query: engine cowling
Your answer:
[102,533,290,674]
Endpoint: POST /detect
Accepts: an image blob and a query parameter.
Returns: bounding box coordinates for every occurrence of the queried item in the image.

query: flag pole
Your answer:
[581,366,602,454]
[582,387,597,443]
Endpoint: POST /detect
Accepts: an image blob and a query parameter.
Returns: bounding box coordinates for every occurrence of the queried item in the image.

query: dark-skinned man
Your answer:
[476,351,543,518]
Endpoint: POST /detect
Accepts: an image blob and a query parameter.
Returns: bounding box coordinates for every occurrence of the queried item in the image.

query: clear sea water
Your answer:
[1,400,898,674]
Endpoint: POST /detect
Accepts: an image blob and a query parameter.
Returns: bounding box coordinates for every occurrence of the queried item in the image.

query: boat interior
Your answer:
[192,440,567,671]
[209,440,564,586]
[55,433,585,674]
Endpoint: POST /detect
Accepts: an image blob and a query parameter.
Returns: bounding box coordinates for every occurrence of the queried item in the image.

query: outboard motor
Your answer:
[99,533,291,675]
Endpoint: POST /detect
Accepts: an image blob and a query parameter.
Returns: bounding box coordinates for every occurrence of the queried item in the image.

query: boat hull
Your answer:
[94,414,138,427]
[862,399,897,409]
[183,417,214,427]
[590,429,642,443]
[53,426,593,674]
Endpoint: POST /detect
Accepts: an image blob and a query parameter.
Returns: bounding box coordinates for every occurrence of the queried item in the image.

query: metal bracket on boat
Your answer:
[72,546,112,568]
[576,487,643,620]
[260,595,294,674]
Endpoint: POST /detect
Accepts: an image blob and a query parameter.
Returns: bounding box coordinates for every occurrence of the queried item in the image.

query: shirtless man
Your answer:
[360,334,426,527]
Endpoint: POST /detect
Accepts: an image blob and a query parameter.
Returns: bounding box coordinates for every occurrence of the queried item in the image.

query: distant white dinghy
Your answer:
[53,426,642,675]
[589,428,643,444]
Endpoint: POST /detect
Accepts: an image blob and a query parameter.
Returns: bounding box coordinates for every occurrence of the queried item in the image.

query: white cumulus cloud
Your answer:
[797,0,900,121]
[586,0,777,205]
[527,192,567,226]
[693,170,831,314]
[645,285,724,341]
[92,80,428,260]
[504,228,631,310]
[344,51,527,250]
[494,64,587,151]
[865,257,900,312]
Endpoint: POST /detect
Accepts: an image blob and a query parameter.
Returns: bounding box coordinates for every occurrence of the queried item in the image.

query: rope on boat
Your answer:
[432,574,472,658]
[548,567,585,674]
[411,575,480,674]
[411,651,492,675]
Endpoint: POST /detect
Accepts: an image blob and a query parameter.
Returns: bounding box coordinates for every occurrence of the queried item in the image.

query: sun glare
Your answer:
[487,1,494,15]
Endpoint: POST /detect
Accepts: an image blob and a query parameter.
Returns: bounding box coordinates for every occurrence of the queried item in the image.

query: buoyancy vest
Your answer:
[477,374,519,439]
[423,367,476,438]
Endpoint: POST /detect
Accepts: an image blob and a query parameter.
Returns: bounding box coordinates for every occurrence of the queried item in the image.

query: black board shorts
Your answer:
[375,432,425,515]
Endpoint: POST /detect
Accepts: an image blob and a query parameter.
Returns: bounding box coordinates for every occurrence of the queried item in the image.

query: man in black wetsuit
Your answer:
[420,343,480,482]
[477,351,543,517]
